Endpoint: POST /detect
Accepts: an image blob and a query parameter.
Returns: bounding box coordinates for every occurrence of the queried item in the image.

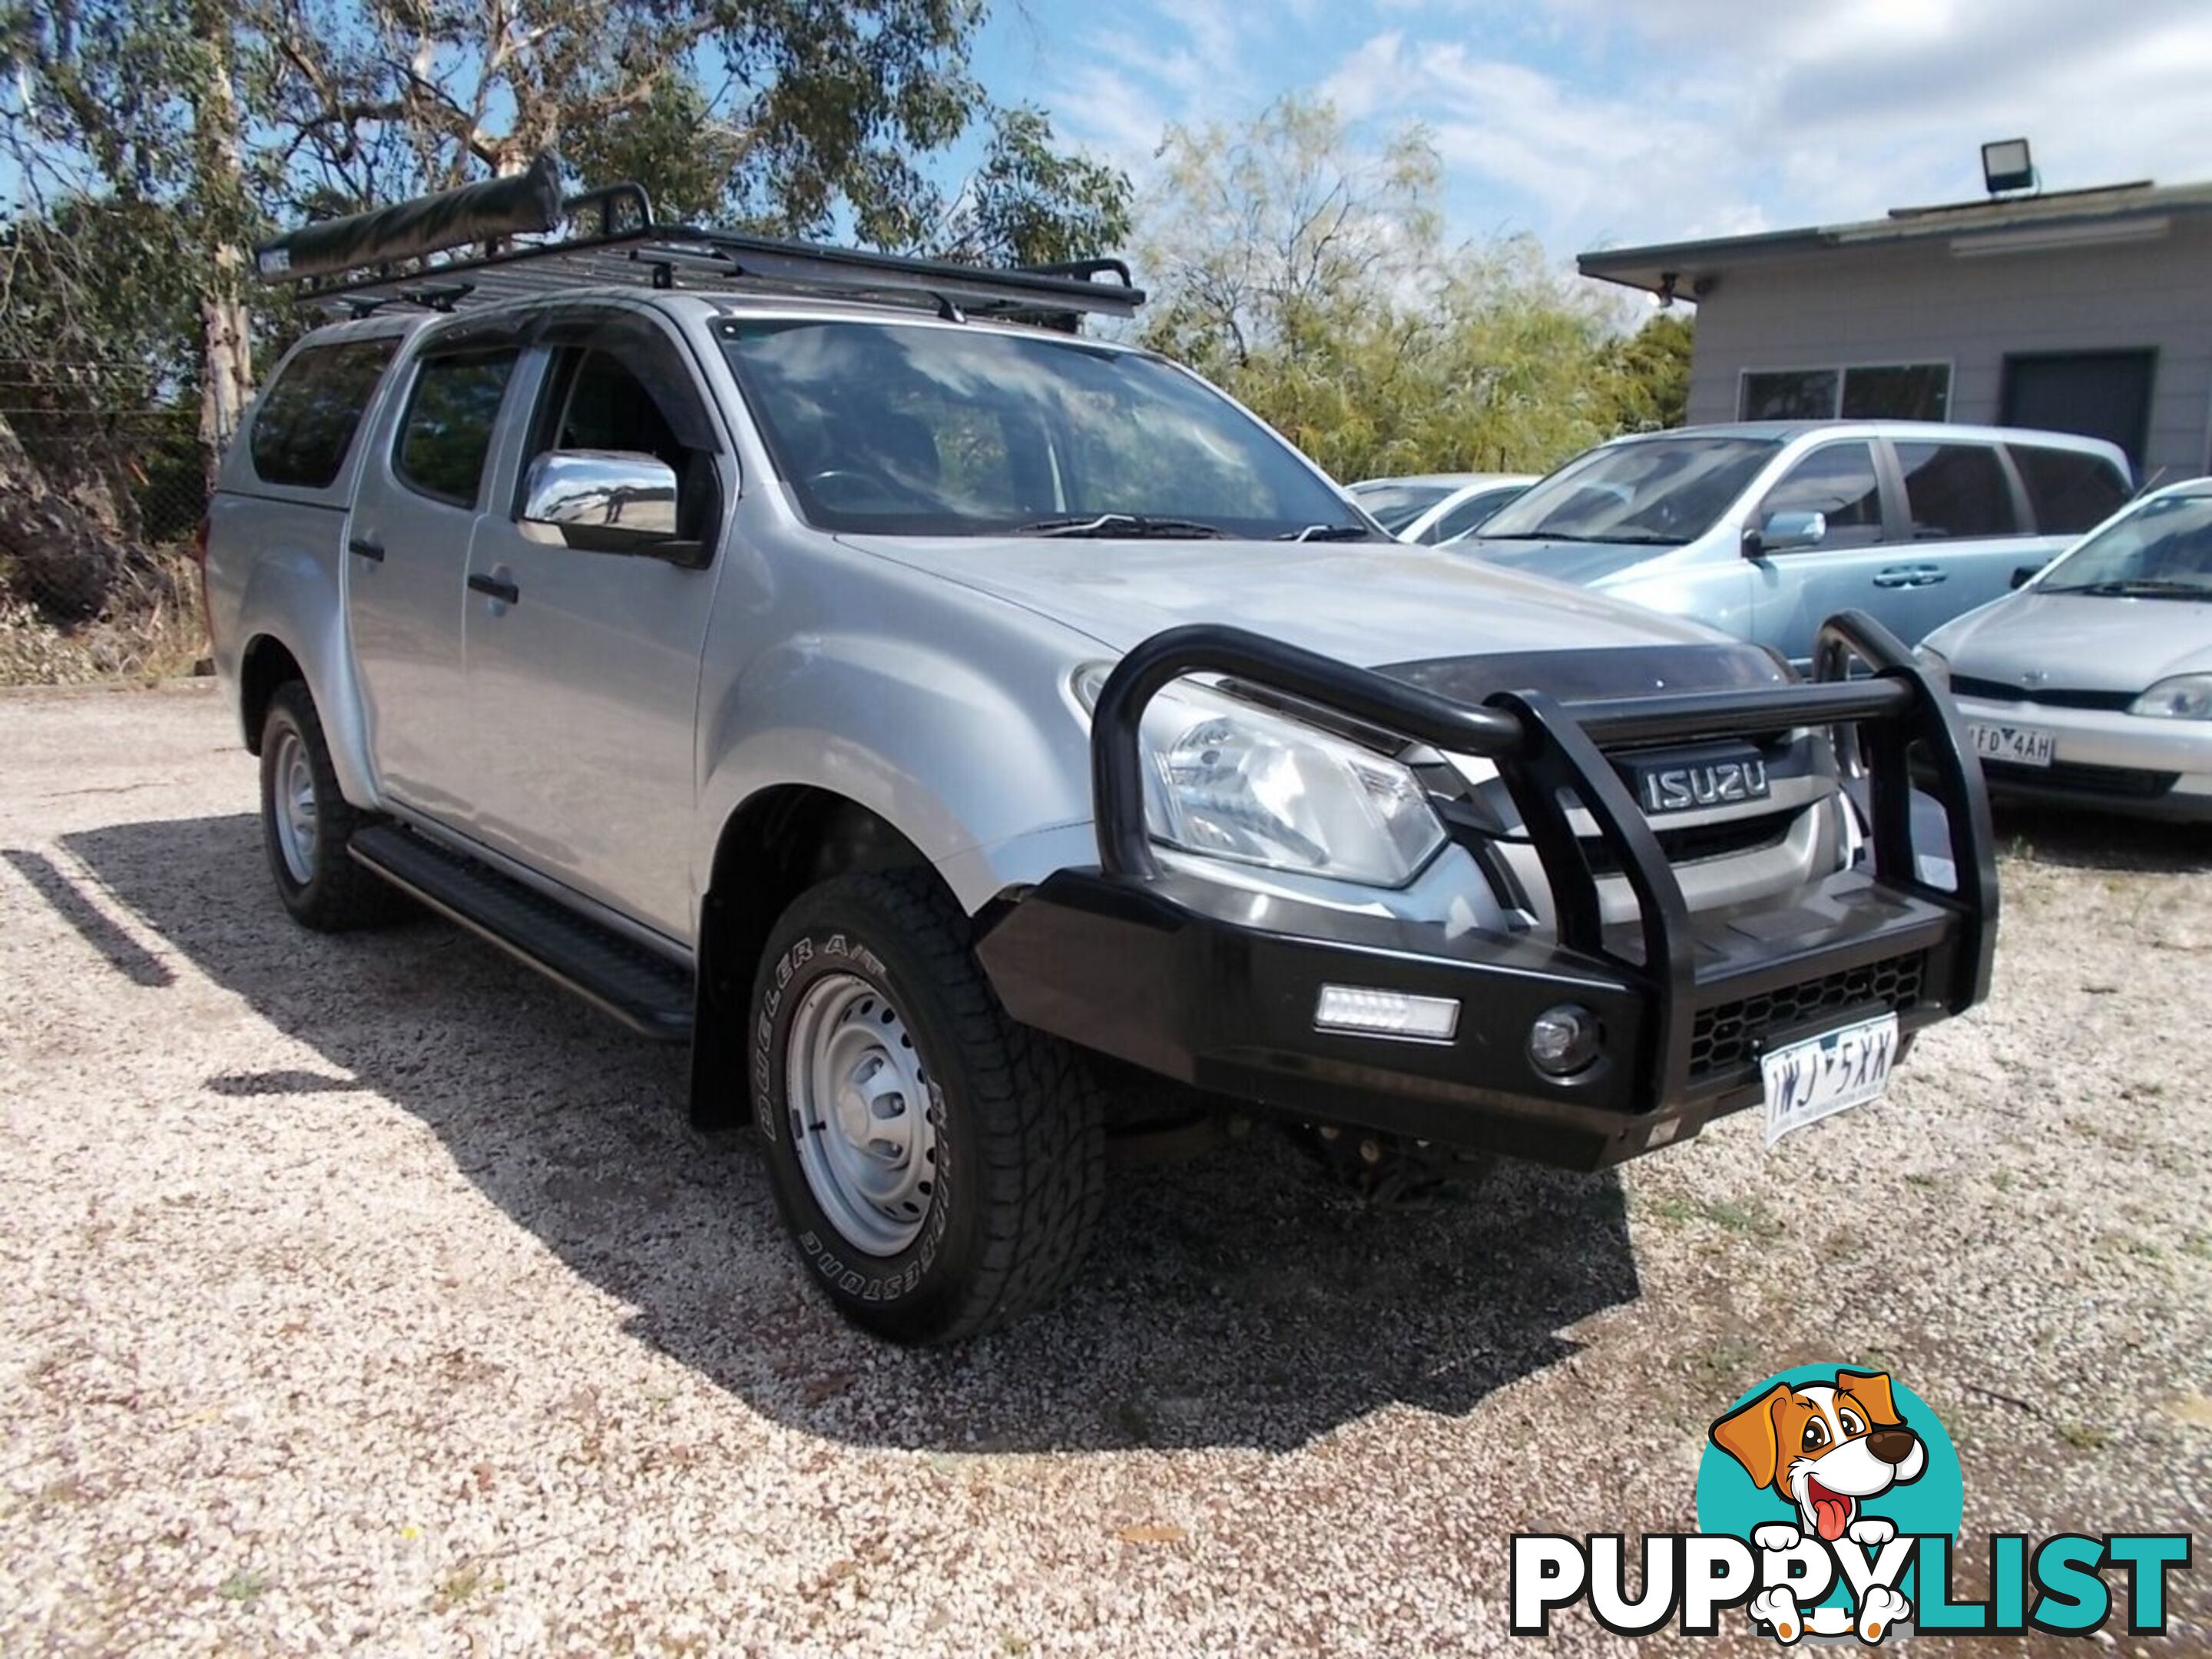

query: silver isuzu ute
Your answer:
[205,163,1998,1342]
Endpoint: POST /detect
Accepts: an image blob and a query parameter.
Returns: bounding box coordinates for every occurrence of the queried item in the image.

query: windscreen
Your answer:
[1475,435,1781,546]
[719,319,1366,538]
[1349,482,1452,534]
[2038,492,2212,599]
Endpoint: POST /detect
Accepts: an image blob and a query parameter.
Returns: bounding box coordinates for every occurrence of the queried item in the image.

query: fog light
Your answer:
[1528,1004,1603,1077]
[1314,985,1459,1041]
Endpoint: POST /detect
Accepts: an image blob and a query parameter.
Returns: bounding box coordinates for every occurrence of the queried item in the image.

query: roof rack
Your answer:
[253,155,1144,323]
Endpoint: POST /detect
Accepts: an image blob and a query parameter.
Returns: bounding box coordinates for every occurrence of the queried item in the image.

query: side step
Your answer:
[349,825,693,1042]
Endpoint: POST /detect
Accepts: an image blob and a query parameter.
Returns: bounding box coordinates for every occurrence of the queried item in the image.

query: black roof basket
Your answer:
[253,156,1144,324]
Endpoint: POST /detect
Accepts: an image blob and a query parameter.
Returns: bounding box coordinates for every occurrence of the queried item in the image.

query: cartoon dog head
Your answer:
[1710,1370,1927,1541]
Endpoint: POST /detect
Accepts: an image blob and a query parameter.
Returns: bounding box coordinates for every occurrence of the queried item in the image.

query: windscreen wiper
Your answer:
[1277,524,1375,542]
[2041,578,2210,598]
[1012,512,1229,538]
[1476,531,1675,545]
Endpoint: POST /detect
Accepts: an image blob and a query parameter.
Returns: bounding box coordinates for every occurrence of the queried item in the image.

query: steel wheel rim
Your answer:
[271,729,320,885]
[786,972,939,1257]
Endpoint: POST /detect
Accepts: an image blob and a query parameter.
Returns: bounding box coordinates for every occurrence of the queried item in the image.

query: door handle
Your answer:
[1873,565,1943,588]
[348,537,385,562]
[468,573,520,604]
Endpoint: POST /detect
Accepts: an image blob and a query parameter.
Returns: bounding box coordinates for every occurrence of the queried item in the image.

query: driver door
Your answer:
[1744,439,1896,665]
[460,305,731,941]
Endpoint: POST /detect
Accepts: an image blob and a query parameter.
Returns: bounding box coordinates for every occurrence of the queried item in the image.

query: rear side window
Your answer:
[248,337,398,488]
[1895,442,2018,539]
[395,350,518,506]
[2010,445,2129,534]
[1759,442,1884,548]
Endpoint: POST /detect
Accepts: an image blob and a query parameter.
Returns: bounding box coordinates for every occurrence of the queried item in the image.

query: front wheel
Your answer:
[749,870,1105,1343]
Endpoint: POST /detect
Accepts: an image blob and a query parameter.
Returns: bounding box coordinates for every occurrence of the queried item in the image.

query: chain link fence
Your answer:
[0,406,212,685]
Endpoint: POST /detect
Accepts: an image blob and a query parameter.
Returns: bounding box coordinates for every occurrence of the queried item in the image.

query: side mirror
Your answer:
[2008,564,2042,590]
[1743,509,1826,558]
[519,449,698,563]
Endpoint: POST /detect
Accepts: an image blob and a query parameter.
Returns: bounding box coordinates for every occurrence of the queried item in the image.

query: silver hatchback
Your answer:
[1456,421,2131,667]
[1919,480,2212,820]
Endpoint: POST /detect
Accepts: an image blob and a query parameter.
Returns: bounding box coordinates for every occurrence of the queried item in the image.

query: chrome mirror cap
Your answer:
[519,449,680,546]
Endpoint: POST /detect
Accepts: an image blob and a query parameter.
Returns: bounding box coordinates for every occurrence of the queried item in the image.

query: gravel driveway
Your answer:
[2,682,2207,1656]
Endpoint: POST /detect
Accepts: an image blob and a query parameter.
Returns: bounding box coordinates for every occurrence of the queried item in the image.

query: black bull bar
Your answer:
[999,609,1998,1133]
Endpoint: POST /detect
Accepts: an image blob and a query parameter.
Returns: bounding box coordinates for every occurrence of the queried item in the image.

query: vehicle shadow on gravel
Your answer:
[1993,804,2211,875]
[63,813,1641,1454]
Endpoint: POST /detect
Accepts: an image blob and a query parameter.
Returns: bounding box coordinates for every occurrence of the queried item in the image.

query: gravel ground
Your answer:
[2,681,2207,1657]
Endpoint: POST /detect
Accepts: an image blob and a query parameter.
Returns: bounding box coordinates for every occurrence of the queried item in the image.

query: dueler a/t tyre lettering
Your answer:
[749,869,1105,1344]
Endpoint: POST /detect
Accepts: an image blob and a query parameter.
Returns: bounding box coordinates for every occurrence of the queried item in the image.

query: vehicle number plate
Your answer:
[1968,722,2054,767]
[1762,1012,1899,1147]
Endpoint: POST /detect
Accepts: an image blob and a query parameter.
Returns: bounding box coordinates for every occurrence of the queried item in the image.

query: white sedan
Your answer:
[1919,478,2212,821]
[1347,472,1535,545]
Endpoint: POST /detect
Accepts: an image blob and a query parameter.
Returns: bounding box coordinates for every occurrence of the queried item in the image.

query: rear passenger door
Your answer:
[459,306,730,942]
[1876,439,2041,641]
[347,336,523,815]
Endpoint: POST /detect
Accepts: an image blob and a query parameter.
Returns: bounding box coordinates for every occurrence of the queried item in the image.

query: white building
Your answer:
[1580,178,2212,482]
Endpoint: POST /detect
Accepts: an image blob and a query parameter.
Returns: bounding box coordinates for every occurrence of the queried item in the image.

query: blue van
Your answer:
[1453,422,2131,664]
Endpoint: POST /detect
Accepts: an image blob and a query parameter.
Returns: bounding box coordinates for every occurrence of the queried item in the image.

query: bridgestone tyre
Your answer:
[258,680,402,932]
[749,869,1107,1343]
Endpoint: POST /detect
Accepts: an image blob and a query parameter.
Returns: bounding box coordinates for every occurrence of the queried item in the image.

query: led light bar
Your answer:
[1313,985,1460,1042]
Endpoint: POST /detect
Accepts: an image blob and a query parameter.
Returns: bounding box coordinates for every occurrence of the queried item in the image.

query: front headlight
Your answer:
[1078,669,1447,886]
[2131,674,2212,720]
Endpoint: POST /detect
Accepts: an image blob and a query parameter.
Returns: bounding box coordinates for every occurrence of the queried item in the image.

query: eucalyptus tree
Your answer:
[1137,95,1690,483]
[4,0,1129,477]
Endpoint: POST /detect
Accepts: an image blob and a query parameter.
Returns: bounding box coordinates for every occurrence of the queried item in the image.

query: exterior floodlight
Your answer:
[1982,138,2035,196]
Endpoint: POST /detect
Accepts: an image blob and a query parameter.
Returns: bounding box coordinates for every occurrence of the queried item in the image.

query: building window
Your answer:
[1740,369,1839,421]
[1840,364,1949,421]
[1740,363,1950,422]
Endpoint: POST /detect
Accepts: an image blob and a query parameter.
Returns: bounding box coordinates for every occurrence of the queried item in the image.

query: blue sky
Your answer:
[972,0,2212,259]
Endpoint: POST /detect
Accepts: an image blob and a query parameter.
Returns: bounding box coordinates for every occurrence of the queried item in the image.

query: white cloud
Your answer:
[1316,31,1406,124]
[995,0,2212,262]
[1035,0,1267,175]
[1050,61,1175,168]
[1312,0,2212,252]
[1317,35,1737,247]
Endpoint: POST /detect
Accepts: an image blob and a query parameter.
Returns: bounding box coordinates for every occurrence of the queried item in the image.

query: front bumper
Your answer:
[1953,694,2212,821]
[975,612,1998,1171]
[980,865,1971,1169]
